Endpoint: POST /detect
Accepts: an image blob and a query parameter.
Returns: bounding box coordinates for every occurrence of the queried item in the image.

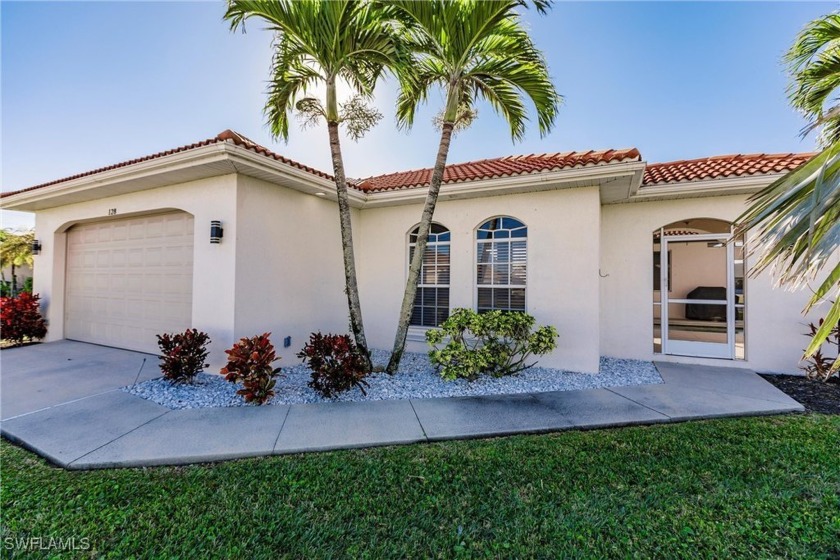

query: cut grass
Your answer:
[2,414,839,558]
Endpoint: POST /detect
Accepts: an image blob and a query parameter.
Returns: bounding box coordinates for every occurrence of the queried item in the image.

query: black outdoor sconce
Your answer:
[210,221,224,244]
[31,239,42,255]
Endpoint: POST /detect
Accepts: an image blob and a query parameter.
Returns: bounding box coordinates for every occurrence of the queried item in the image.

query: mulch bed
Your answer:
[759,373,840,415]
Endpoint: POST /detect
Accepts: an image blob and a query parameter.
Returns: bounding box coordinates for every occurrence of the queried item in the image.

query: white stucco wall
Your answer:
[25,164,833,377]
[233,175,353,365]
[31,174,239,367]
[600,194,832,373]
[357,187,603,373]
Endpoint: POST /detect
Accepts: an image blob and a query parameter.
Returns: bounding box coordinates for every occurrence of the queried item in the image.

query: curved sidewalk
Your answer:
[1,341,804,470]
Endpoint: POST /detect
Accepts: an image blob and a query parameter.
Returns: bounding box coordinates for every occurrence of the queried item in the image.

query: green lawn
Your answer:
[2,415,839,559]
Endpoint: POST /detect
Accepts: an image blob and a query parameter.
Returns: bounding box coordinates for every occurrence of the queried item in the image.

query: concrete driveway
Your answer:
[1,340,159,420]
[1,341,805,470]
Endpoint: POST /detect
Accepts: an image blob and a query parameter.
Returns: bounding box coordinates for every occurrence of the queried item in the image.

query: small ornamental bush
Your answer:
[156,329,210,384]
[801,318,840,382]
[426,308,558,381]
[221,333,282,405]
[298,333,369,398]
[0,292,47,346]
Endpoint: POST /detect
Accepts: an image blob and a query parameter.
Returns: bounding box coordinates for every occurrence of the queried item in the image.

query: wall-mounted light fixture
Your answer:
[31,239,42,255]
[210,221,224,244]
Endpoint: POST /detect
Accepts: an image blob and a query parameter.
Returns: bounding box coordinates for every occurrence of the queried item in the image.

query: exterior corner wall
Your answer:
[233,175,350,365]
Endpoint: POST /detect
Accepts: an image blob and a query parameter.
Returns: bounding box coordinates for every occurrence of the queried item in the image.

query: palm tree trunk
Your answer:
[326,113,372,370]
[11,264,17,297]
[386,122,455,373]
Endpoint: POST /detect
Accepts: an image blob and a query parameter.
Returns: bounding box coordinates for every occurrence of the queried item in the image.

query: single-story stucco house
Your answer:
[1,130,825,374]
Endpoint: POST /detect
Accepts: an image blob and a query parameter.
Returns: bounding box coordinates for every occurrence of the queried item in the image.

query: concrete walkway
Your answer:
[1,341,804,470]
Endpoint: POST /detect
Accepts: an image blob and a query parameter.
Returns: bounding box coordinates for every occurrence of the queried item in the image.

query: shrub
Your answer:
[221,333,282,405]
[801,318,840,382]
[298,333,369,398]
[426,308,558,381]
[22,277,33,294]
[0,292,47,346]
[156,329,210,384]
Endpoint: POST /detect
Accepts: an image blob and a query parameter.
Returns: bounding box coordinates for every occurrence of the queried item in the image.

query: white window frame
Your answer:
[474,216,528,313]
[407,223,451,328]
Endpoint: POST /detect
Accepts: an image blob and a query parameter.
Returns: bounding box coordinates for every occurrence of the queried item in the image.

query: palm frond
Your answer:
[225,0,407,138]
[735,141,840,366]
[785,12,840,146]
[388,0,560,139]
[0,230,35,269]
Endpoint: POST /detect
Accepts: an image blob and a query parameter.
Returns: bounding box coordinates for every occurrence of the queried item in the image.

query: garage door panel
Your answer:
[65,213,194,354]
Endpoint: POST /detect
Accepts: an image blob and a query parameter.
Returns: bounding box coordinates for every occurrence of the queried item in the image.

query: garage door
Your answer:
[65,212,194,354]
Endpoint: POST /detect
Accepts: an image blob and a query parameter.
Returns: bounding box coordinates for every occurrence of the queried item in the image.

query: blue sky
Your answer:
[1,1,835,228]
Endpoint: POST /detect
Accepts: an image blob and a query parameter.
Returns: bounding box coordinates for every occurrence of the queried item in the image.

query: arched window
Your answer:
[408,223,451,327]
[476,217,527,312]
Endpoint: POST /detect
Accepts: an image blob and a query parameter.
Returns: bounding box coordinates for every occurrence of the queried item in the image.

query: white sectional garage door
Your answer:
[65,213,194,354]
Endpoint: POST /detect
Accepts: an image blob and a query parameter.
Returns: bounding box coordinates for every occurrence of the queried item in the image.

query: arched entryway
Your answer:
[652,218,745,359]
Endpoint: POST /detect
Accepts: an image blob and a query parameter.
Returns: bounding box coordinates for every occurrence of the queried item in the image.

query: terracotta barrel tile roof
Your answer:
[642,152,814,186]
[0,130,334,199]
[1,129,817,202]
[356,148,642,192]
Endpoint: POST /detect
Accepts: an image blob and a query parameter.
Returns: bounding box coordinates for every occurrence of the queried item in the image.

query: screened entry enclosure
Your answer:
[653,219,745,360]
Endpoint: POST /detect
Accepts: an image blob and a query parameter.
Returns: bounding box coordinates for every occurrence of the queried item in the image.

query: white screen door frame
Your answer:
[660,233,736,359]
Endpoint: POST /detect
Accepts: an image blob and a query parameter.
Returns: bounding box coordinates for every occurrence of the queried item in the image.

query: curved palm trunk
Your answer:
[326,115,372,370]
[387,122,455,373]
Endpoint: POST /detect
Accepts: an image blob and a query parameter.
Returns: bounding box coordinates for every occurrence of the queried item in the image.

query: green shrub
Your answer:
[298,333,369,398]
[426,308,558,381]
[221,333,282,405]
[156,329,210,384]
[22,277,33,294]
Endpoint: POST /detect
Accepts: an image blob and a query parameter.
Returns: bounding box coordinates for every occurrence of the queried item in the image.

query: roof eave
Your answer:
[362,160,646,208]
[622,173,784,204]
[0,143,358,212]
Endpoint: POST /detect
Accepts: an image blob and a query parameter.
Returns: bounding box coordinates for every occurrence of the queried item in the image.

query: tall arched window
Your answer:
[476,217,527,312]
[409,223,451,327]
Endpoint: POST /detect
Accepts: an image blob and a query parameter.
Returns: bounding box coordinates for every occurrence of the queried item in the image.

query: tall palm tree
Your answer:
[737,12,840,370]
[0,230,35,296]
[225,0,405,368]
[385,0,561,373]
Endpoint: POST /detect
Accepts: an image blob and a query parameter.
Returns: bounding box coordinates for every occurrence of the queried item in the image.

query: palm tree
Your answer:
[786,13,840,145]
[736,12,840,370]
[225,0,406,368]
[0,229,35,296]
[385,0,561,373]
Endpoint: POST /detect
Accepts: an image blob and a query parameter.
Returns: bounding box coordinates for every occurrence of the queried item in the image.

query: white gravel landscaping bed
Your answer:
[122,350,663,409]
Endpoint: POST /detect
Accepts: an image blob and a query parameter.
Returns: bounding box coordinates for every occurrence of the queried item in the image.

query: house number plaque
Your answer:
[108,208,117,216]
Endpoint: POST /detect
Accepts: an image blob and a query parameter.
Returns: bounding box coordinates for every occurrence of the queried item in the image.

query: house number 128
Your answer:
[108,208,117,216]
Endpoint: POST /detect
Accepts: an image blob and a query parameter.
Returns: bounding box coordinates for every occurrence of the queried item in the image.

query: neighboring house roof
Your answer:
[0,129,815,201]
[0,130,334,199]
[642,153,814,186]
[355,149,643,192]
